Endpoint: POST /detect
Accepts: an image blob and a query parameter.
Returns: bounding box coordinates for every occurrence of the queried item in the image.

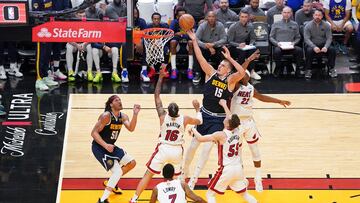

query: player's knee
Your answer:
[126,160,136,170]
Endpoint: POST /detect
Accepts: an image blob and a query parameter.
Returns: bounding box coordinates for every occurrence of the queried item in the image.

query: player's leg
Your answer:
[99,160,123,202]
[120,43,130,83]
[244,120,262,192]
[189,141,213,189]
[206,166,229,202]
[65,43,77,81]
[229,165,257,203]
[7,42,22,78]
[182,136,201,180]
[52,43,67,80]
[110,47,121,82]
[85,44,94,81]
[92,47,103,83]
[130,170,155,202]
[0,42,6,79]
[342,20,354,54]
[206,190,217,203]
[187,40,194,79]
[170,39,178,79]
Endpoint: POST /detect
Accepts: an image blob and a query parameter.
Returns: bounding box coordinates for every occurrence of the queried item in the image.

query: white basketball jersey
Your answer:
[157,179,186,203]
[218,129,242,166]
[230,83,254,117]
[159,114,185,145]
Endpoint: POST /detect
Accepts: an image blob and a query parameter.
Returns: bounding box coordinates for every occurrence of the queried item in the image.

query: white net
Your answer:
[143,28,174,66]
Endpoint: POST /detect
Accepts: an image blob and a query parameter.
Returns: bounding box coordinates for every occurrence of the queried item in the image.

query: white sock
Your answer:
[100,190,111,201]
[53,61,60,68]
[242,191,257,203]
[131,194,139,201]
[113,67,117,74]
[255,168,261,179]
[171,55,176,70]
[206,190,216,203]
[188,55,194,69]
[122,68,127,72]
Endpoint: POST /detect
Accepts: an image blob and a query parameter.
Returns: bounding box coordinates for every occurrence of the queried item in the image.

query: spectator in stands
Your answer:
[270,6,303,77]
[295,0,314,33]
[324,0,353,55]
[105,0,129,83]
[85,4,104,20]
[304,9,336,78]
[350,0,360,69]
[216,0,238,26]
[0,42,23,80]
[193,11,227,83]
[228,9,261,80]
[177,0,213,24]
[134,7,147,55]
[266,0,285,25]
[141,12,170,81]
[312,0,324,11]
[33,0,67,90]
[243,0,266,22]
[169,7,194,80]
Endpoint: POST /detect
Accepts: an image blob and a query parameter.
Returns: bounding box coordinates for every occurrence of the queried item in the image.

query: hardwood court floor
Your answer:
[59,94,360,203]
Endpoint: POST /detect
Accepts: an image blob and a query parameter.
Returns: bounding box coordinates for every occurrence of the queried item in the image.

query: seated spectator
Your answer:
[91,42,121,83]
[350,0,360,69]
[134,7,147,55]
[243,0,266,22]
[169,7,194,80]
[215,0,238,27]
[228,9,261,80]
[266,0,285,25]
[0,42,23,80]
[270,6,303,77]
[193,11,227,83]
[295,0,314,34]
[177,0,213,24]
[324,0,353,54]
[105,0,129,82]
[141,12,170,81]
[85,4,104,20]
[304,9,337,78]
[66,10,95,82]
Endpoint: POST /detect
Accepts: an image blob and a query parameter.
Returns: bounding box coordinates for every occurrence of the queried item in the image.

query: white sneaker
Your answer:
[54,69,67,80]
[254,177,263,192]
[35,79,49,91]
[43,76,58,86]
[250,70,261,80]
[121,69,129,83]
[0,66,6,80]
[8,63,23,77]
[140,70,150,82]
[188,177,197,190]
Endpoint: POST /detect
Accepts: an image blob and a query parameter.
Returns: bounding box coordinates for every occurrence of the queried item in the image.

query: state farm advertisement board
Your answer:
[32,21,126,42]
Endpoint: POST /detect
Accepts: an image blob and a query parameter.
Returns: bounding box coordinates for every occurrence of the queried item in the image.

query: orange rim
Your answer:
[142,27,174,39]
[133,29,144,44]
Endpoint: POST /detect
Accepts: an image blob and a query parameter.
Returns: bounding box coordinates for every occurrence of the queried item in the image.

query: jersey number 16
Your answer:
[165,130,180,141]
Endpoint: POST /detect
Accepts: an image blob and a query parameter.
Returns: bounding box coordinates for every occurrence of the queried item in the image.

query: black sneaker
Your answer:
[97,198,109,203]
[192,72,201,83]
[103,180,123,194]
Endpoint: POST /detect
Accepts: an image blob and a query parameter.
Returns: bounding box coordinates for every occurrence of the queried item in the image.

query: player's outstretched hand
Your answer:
[192,99,200,111]
[186,30,196,40]
[221,46,231,59]
[279,100,291,108]
[248,49,260,61]
[219,99,227,107]
[133,104,141,114]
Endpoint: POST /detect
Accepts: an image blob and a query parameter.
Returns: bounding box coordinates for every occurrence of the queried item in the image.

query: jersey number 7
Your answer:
[169,194,177,203]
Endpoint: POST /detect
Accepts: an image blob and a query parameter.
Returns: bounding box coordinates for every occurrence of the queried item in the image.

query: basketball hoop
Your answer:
[142,28,174,66]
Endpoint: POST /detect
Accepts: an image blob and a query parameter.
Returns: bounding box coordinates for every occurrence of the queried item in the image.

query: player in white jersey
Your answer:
[230,70,291,192]
[130,69,203,202]
[150,163,207,203]
[190,99,257,203]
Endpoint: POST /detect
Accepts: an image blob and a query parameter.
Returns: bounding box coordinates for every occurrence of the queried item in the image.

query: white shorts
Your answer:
[146,143,183,175]
[238,118,260,144]
[208,164,247,194]
[327,20,353,29]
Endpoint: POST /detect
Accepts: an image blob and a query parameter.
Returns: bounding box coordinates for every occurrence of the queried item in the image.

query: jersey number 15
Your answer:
[215,87,223,98]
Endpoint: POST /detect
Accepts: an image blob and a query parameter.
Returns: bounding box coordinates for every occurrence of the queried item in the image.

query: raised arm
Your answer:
[184,100,203,126]
[187,30,216,77]
[122,104,141,132]
[91,113,114,152]
[253,89,291,107]
[154,69,167,121]
[191,127,226,144]
[219,99,231,117]
[182,182,207,203]
[149,187,158,203]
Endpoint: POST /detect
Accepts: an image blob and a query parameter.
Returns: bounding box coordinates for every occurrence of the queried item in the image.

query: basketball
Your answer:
[179,14,195,31]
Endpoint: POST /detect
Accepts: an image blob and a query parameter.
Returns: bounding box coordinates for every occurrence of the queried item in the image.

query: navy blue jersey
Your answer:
[99,111,123,145]
[202,73,232,114]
